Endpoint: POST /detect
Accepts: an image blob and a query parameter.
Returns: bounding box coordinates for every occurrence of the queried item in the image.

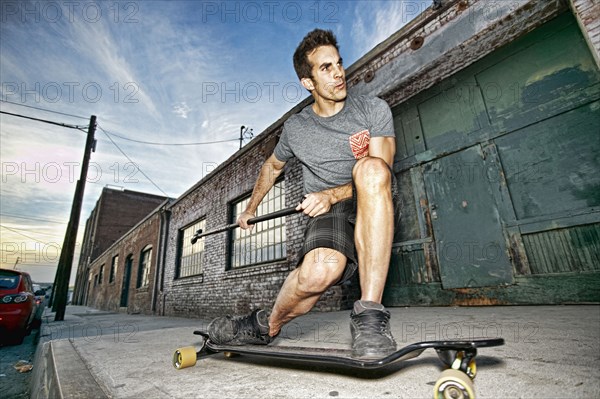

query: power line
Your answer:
[97,124,169,197]
[0,213,69,225]
[100,128,239,146]
[0,213,137,230]
[0,99,89,120]
[0,110,87,131]
[0,224,57,245]
[1,100,241,146]
[0,225,64,239]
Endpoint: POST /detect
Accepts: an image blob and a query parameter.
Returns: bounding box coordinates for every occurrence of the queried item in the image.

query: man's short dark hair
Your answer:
[293,29,340,80]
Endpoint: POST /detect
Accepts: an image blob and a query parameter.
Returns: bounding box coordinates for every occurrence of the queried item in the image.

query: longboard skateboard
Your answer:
[173,330,504,399]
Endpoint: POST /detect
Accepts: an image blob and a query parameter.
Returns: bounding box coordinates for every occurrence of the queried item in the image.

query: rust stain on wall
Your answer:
[450,288,508,306]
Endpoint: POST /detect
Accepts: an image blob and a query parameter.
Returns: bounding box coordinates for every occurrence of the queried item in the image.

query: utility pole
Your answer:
[51,115,96,321]
[239,125,253,149]
[239,125,245,149]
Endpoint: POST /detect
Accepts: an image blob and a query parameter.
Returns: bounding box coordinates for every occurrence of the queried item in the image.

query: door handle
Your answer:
[430,203,438,220]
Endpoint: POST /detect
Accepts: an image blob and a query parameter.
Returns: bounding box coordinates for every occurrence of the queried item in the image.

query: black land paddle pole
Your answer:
[191,206,299,243]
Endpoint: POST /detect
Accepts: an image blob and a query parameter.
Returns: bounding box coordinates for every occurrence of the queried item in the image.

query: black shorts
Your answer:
[295,173,401,286]
[296,199,358,286]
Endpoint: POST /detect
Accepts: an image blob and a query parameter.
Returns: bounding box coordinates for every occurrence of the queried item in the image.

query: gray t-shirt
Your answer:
[274,94,395,194]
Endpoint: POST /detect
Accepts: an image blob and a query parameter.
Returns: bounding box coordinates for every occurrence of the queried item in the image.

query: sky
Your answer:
[0,0,432,284]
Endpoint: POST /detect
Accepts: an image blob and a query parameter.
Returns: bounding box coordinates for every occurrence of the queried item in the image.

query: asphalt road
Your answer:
[0,324,41,398]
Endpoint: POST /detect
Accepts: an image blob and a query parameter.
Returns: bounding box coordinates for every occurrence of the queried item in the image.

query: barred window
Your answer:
[230,180,286,268]
[109,255,118,283]
[178,219,206,278]
[137,245,152,288]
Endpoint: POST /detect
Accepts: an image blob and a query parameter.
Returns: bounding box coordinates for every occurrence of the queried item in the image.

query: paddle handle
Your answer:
[191,206,299,243]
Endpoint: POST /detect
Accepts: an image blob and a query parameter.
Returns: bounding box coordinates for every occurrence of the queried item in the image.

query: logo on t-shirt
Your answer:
[349,130,370,160]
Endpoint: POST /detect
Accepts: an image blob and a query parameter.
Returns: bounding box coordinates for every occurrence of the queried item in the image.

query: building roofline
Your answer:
[100,185,169,200]
[88,198,174,264]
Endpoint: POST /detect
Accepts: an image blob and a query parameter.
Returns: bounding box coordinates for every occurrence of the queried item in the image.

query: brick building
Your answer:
[79,0,600,316]
[86,199,171,314]
[72,187,169,305]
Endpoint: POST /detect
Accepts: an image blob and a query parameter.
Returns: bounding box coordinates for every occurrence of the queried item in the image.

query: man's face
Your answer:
[302,45,346,102]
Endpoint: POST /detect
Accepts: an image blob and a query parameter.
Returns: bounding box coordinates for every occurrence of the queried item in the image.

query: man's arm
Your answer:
[368,136,396,167]
[238,153,286,229]
[296,182,352,217]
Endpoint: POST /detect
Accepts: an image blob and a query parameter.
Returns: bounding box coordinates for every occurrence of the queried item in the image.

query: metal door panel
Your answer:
[423,146,513,288]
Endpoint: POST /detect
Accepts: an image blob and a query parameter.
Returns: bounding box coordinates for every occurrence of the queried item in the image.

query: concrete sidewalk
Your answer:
[30,305,599,398]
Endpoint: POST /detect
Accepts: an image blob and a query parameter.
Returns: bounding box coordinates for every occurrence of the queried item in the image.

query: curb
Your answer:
[30,339,108,399]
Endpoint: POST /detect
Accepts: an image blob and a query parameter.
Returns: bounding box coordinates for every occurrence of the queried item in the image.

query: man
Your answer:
[208,29,398,359]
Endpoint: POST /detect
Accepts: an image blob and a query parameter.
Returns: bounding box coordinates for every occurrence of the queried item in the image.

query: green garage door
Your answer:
[384,11,600,306]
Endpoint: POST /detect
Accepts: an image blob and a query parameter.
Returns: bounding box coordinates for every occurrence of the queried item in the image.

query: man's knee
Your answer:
[352,157,391,189]
[296,250,346,294]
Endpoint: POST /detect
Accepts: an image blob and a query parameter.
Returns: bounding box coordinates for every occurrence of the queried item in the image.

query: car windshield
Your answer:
[0,275,19,290]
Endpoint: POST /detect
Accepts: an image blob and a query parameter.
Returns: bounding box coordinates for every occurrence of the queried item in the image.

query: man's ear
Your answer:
[301,77,315,91]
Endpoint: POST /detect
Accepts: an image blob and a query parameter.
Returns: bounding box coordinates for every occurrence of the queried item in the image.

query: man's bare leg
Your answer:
[352,156,394,302]
[268,248,346,336]
[349,156,396,358]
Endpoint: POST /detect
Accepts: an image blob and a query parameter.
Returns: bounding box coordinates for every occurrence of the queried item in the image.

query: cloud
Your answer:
[172,102,192,119]
[2,1,428,283]
[352,1,430,56]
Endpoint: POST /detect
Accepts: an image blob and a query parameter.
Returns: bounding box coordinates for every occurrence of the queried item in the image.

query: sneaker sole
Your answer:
[352,347,396,360]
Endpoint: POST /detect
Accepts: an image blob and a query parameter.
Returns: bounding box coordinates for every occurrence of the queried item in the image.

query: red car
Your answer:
[0,269,37,345]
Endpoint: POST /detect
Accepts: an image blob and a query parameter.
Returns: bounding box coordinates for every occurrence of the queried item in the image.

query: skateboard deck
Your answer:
[173,330,504,399]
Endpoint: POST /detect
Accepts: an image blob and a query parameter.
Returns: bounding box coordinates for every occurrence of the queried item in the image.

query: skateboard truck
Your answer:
[437,346,478,378]
[434,347,478,398]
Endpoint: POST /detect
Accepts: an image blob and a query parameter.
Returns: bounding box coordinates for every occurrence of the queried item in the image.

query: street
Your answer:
[0,321,41,398]
[1,306,204,399]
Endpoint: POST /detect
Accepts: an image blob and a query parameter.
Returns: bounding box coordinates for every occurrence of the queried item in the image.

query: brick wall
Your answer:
[570,0,600,67]
[73,188,168,304]
[87,207,165,314]
[91,189,168,259]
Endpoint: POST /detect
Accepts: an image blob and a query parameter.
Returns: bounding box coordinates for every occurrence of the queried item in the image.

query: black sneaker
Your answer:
[207,309,272,345]
[350,300,397,359]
